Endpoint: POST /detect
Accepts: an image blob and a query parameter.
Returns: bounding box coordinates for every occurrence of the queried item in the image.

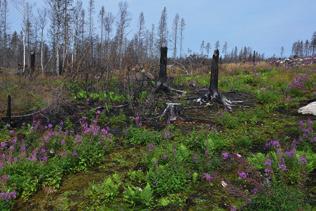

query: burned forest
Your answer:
[0,0,316,210]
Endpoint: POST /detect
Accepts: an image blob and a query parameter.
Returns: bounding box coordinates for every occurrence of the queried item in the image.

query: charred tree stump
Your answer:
[253,50,256,72]
[155,47,186,95]
[155,47,169,92]
[6,95,12,127]
[159,47,168,84]
[30,51,36,73]
[199,49,240,111]
[209,49,220,96]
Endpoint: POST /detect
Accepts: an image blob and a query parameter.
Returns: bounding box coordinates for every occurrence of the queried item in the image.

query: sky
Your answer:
[7,0,316,57]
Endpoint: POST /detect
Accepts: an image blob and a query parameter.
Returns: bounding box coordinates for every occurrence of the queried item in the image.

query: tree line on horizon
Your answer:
[1,0,311,77]
[291,32,316,58]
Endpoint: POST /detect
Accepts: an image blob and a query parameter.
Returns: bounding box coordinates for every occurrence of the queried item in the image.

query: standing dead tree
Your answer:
[155,47,185,94]
[198,49,241,111]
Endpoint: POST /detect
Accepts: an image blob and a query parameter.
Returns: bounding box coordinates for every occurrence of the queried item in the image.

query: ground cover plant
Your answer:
[0,62,315,210]
[0,1,316,210]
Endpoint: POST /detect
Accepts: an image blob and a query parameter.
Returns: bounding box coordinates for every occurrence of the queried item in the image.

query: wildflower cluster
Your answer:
[0,110,112,203]
[289,74,308,90]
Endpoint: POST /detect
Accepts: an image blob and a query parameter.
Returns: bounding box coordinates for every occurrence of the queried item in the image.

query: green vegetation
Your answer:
[0,65,315,210]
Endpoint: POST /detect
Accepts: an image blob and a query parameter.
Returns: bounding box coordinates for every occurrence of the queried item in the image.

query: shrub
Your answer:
[244,182,305,211]
[255,90,280,104]
[127,170,146,187]
[219,113,239,129]
[109,113,127,127]
[126,127,162,145]
[74,136,106,171]
[123,183,153,207]
[2,160,41,199]
[147,164,188,195]
[247,153,265,170]
[85,174,121,206]
[185,131,231,153]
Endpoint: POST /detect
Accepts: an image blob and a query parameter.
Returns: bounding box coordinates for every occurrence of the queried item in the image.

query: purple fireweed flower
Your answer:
[147,143,155,152]
[0,191,17,201]
[9,145,15,152]
[0,161,4,169]
[40,156,48,162]
[20,145,26,152]
[101,127,109,136]
[135,114,142,127]
[265,139,280,149]
[72,150,78,157]
[75,135,83,143]
[299,120,305,130]
[276,148,282,155]
[299,155,307,165]
[222,152,230,160]
[278,158,287,171]
[251,188,258,195]
[264,168,273,176]
[11,138,17,145]
[289,74,308,89]
[202,173,214,182]
[0,142,7,148]
[229,205,237,211]
[28,149,38,161]
[0,175,9,183]
[9,130,15,136]
[285,148,296,158]
[238,171,247,179]
[48,123,53,129]
[264,158,272,166]
[40,147,46,154]
[61,139,66,145]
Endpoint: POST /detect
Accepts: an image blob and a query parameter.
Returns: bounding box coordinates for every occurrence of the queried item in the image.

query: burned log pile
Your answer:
[269,56,316,67]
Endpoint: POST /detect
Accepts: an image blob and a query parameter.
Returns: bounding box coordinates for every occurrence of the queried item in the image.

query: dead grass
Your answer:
[0,69,64,117]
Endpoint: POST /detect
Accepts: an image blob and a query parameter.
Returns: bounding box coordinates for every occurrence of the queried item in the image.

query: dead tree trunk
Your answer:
[253,50,256,72]
[155,47,169,92]
[30,51,35,74]
[205,49,234,111]
[155,47,186,95]
[209,49,219,96]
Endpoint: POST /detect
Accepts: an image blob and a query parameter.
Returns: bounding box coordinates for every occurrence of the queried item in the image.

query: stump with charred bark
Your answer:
[155,47,169,92]
[209,49,219,96]
[204,50,235,111]
[159,47,168,83]
[155,47,186,95]
[30,51,36,73]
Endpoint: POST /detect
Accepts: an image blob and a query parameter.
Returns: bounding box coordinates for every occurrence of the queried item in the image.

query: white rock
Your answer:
[298,102,316,116]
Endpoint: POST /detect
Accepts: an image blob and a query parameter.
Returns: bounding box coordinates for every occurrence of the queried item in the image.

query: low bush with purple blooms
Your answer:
[0,110,112,209]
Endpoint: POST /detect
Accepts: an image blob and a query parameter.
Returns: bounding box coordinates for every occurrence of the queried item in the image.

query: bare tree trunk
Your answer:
[30,51,35,74]
[159,46,168,83]
[206,49,234,111]
[209,49,219,96]
[56,44,60,75]
[23,32,26,73]
[40,29,44,73]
